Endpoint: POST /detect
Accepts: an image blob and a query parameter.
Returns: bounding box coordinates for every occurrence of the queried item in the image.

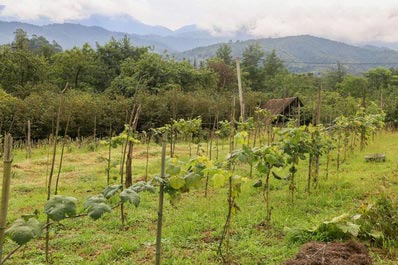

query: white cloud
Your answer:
[1,0,398,43]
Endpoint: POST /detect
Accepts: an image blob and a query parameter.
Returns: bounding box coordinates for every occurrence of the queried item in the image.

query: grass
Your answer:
[1,131,398,264]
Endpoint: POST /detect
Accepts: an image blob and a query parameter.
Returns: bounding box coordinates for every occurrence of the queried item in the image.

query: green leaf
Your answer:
[102,184,123,199]
[166,164,181,176]
[169,176,185,190]
[337,222,361,237]
[212,173,227,188]
[84,194,112,220]
[130,181,156,193]
[120,189,140,207]
[184,172,201,188]
[6,217,41,245]
[272,172,282,180]
[253,179,262,188]
[368,230,384,240]
[45,195,77,221]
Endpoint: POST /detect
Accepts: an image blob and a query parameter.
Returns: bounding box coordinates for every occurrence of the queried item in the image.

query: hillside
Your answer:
[0,21,173,52]
[2,21,398,73]
[0,20,226,52]
[177,35,398,73]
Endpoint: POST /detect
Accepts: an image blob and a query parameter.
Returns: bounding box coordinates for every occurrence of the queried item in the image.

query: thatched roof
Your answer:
[263,97,303,116]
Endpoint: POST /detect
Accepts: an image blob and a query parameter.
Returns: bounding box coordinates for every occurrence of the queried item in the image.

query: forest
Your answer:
[1,29,398,140]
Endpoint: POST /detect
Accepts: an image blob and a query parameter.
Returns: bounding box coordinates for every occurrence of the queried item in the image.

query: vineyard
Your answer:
[1,107,398,264]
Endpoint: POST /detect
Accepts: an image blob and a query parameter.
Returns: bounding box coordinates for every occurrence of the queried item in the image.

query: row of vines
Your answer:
[0,103,386,264]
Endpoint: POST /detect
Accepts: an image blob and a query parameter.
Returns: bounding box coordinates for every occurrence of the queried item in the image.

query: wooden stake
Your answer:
[316,87,322,125]
[236,58,245,121]
[155,136,167,265]
[0,134,13,264]
[26,120,31,159]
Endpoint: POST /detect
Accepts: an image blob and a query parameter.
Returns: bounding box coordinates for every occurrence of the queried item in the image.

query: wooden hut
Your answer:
[262,96,304,125]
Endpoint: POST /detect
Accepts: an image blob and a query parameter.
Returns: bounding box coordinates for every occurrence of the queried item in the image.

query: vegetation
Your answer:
[0,29,398,264]
[1,30,398,139]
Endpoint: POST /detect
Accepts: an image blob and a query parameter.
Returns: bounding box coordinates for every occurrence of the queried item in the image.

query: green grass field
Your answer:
[1,131,398,264]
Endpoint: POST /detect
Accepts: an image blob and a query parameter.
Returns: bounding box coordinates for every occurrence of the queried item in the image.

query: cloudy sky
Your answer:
[1,0,398,43]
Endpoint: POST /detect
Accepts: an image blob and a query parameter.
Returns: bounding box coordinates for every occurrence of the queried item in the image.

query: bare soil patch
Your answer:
[284,240,372,265]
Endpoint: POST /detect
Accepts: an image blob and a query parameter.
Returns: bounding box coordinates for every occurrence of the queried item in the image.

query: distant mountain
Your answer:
[363,41,398,51]
[68,14,173,36]
[0,21,173,52]
[1,20,398,73]
[177,35,398,73]
[0,20,240,52]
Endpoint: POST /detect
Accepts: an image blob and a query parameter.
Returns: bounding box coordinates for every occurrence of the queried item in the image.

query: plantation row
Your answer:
[1,105,392,264]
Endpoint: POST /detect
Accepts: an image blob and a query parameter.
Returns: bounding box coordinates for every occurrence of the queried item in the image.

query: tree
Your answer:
[364,67,392,107]
[96,36,148,90]
[216,44,233,65]
[323,62,347,90]
[340,75,368,106]
[262,50,288,92]
[241,43,264,91]
[0,46,49,97]
[207,58,235,91]
[28,35,62,58]
[263,50,286,79]
[51,43,103,91]
[12,29,29,50]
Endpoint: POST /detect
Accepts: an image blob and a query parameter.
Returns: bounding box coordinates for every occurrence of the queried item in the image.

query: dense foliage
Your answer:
[1,29,398,139]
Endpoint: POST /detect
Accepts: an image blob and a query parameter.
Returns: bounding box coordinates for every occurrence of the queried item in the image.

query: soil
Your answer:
[284,240,373,265]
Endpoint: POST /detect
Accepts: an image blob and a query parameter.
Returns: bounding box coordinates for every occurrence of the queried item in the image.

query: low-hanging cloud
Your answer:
[1,0,398,43]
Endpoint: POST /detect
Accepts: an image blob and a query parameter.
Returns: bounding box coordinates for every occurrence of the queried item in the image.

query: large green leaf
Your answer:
[184,172,201,188]
[169,176,185,190]
[212,173,227,188]
[130,181,156,193]
[45,195,77,221]
[5,217,41,245]
[84,194,112,220]
[102,184,123,199]
[120,189,140,207]
[166,164,181,176]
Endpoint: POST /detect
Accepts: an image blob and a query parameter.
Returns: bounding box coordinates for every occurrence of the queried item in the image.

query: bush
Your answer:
[358,195,398,249]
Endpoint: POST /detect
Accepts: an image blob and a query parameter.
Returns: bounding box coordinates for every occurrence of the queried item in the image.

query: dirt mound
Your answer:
[284,240,373,265]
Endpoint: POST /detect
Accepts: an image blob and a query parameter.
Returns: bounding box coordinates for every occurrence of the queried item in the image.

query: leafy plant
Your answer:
[44,195,77,221]
[286,213,360,243]
[278,126,310,202]
[120,189,140,207]
[357,195,398,249]
[5,217,41,245]
[84,195,112,220]
[102,184,123,199]
[251,145,286,223]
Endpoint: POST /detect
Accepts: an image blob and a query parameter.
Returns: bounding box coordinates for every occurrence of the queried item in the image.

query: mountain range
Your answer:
[1,18,398,73]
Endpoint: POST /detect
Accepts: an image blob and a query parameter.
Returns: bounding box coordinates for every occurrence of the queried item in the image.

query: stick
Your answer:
[155,136,167,265]
[0,134,13,263]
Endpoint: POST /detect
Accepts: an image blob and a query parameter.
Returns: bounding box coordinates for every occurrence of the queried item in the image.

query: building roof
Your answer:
[262,97,303,116]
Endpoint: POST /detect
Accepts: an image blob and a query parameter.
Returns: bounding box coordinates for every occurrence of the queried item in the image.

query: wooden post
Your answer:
[316,87,322,125]
[125,105,141,188]
[93,115,97,148]
[297,99,301,126]
[27,120,31,159]
[236,58,245,121]
[155,136,167,265]
[0,134,13,264]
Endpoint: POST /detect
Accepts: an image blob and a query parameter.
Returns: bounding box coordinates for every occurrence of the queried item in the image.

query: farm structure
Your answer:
[262,96,304,125]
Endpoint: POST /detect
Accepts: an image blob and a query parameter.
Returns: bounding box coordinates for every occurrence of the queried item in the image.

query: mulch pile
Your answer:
[284,240,373,265]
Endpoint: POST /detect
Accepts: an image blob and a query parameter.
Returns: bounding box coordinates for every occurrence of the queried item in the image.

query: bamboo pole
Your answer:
[26,120,31,159]
[0,134,13,264]
[236,58,245,121]
[155,136,167,265]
